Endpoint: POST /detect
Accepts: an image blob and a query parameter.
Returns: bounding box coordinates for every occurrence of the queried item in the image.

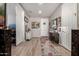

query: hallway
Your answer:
[0,3,79,56]
[4,3,77,56]
[12,37,71,56]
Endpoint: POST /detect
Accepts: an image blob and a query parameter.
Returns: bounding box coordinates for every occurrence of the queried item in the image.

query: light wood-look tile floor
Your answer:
[12,37,41,56]
[50,42,71,56]
[11,37,71,56]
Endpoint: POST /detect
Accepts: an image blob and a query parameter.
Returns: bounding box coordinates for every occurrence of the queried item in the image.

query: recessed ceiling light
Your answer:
[38,10,42,14]
[38,3,43,5]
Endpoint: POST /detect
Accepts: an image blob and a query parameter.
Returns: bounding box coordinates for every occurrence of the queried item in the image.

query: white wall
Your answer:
[77,3,79,29]
[16,4,25,45]
[6,4,30,45]
[40,18,49,36]
[6,3,16,27]
[61,3,77,51]
[29,18,49,37]
[50,3,77,51]
[50,5,62,19]
[29,18,41,37]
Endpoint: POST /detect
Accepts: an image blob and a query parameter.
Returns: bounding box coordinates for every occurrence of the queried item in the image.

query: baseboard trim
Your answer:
[16,41,24,46]
[59,44,71,52]
[40,36,49,39]
[32,37,40,38]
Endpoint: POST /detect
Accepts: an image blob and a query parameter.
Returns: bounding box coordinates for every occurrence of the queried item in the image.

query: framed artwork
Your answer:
[50,17,61,32]
[56,17,61,32]
[24,16,29,23]
[0,16,4,27]
[0,3,5,29]
[32,22,40,29]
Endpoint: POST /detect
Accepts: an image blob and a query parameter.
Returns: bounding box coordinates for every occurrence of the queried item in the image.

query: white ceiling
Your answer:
[21,3,60,18]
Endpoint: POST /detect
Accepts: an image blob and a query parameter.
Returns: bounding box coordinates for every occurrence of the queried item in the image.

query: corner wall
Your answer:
[61,3,77,51]
[50,3,77,51]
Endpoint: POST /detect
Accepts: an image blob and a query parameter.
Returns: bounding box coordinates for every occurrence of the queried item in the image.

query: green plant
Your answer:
[0,6,4,16]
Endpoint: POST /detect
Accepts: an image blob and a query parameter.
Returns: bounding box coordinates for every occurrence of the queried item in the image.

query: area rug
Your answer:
[40,37,60,56]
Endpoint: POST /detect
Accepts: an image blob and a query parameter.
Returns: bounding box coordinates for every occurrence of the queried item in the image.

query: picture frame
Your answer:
[32,22,40,29]
[0,3,5,28]
[24,16,29,23]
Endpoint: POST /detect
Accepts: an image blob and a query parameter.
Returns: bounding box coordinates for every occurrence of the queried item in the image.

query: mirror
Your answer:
[50,17,61,32]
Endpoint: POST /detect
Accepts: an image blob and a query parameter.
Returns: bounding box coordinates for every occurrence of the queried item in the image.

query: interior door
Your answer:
[41,18,49,36]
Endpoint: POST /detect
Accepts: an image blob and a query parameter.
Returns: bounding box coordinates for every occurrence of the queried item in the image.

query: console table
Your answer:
[0,29,11,56]
[72,30,79,56]
[49,32,59,44]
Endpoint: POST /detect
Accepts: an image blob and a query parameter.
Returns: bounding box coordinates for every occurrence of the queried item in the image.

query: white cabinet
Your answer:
[26,31,31,40]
